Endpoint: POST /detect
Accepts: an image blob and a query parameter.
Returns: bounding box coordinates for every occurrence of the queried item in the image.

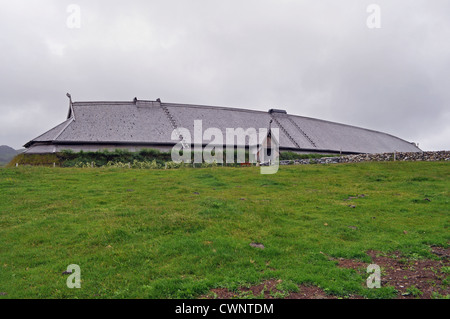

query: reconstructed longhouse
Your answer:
[24,97,421,155]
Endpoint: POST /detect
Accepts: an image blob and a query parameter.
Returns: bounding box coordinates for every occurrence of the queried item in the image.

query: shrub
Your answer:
[201,161,218,168]
[165,161,185,169]
[74,161,96,168]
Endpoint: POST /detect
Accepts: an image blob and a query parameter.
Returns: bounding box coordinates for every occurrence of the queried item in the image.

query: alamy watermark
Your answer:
[65,4,381,30]
[66,4,81,29]
[366,4,381,29]
[66,264,81,288]
[170,120,280,174]
[366,264,381,288]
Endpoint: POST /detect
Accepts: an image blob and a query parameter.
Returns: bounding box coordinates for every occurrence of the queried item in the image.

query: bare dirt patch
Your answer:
[284,286,339,299]
[336,247,449,299]
[204,280,337,299]
[203,246,449,299]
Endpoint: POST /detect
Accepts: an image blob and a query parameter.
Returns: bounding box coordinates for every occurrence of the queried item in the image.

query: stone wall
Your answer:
[279,151,450,166]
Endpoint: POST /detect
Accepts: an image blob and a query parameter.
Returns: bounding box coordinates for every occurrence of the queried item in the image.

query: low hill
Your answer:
[0,145,20,166]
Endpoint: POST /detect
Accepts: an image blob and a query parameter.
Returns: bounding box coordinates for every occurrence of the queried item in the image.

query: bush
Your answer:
[201,161,218,168]
[165,161,185,169]
[74,161,96,168]
[131,160,160,169]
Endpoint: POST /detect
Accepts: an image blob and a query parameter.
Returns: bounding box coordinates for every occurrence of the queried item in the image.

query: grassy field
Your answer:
[0,161,448,299]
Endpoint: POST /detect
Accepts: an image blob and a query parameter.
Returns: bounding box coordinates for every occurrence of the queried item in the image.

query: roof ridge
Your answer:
[72,100,275,116]
[73,101,136,105]
[162,102,270,114]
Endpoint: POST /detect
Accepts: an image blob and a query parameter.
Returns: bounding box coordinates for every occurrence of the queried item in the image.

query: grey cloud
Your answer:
[0,0,448,150]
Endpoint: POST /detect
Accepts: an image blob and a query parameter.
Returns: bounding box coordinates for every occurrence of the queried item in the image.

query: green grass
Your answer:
[0,161,448,298]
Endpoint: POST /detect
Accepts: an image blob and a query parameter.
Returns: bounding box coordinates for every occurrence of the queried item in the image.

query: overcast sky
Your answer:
[0,0,449,150]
